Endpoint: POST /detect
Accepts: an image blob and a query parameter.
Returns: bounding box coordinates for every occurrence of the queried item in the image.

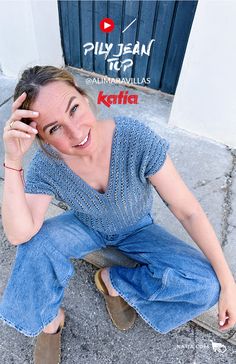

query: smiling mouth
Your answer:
[72,130,91,148]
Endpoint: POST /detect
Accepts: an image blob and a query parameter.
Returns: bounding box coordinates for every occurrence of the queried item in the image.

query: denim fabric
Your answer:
[0,212,220,336]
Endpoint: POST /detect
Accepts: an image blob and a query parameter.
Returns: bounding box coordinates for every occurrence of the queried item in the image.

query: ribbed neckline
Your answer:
[58,116,120,196]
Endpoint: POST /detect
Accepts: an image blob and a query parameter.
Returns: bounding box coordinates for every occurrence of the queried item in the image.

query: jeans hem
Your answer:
[109,269,169,335]
[0,312,42,337]
[109,269,220,335]
[0,308,65,337]
[0,265,74,337]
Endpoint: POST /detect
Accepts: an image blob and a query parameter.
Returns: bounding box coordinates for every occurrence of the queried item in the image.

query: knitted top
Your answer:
[24,116,170,235]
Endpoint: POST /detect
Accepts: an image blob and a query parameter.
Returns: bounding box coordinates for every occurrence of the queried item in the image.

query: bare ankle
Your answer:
[43,308,64,334]
[101,268,119,297]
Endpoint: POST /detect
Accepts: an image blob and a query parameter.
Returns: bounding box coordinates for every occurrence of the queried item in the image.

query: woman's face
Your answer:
[31,81,97,158]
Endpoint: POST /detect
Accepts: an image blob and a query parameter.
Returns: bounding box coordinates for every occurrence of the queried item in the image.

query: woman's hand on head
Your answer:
[3,92,39,162]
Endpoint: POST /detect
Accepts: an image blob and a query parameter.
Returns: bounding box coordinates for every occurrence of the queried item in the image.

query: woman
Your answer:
[1,66,235,364]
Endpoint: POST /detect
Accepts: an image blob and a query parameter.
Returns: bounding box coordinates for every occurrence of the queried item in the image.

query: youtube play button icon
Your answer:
[100,18,114,33]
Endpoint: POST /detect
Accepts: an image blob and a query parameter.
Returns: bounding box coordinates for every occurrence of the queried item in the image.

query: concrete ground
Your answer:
[0,69,236,363]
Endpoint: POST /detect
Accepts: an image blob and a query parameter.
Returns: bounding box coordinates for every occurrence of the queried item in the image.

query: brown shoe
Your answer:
[34,309,65,364]
[95,268,136,331]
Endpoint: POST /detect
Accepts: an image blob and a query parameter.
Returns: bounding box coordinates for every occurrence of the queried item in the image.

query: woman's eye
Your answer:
[49,125,61,134]
[70,104,79,115]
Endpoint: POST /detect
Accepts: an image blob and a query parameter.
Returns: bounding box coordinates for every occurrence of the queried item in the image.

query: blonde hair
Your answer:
[14,65,93,158]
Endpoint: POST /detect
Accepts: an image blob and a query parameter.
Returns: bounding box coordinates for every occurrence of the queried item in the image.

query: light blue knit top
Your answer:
[24,116,169,235]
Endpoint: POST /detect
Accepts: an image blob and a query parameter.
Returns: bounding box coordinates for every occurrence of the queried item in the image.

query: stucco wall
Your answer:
[169,0,236,148]
[0,0,63,78]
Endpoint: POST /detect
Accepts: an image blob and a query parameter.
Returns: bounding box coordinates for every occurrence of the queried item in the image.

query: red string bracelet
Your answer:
[3,163,25,184]
[3,163,23,172]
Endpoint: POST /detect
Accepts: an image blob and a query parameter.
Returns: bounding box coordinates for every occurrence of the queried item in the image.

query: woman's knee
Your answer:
[42,212,72,235]
[20,211,74,251]
[200,268,221,308]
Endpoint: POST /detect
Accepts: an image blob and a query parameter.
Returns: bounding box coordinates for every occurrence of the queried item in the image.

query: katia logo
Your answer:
[97,91,138,108]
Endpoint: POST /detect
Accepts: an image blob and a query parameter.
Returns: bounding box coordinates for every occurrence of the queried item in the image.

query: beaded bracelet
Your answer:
[3,163,25,184]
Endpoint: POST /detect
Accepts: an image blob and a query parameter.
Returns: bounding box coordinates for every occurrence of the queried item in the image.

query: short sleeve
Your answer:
[24,151,56,196]
[137,122,170,179]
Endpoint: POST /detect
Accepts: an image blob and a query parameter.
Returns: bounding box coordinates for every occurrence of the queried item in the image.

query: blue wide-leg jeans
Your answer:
[0,212,220,336]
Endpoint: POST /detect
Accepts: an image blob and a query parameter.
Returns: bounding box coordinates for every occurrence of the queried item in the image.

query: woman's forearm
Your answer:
[180,208,235,289]
[2,158,34,245]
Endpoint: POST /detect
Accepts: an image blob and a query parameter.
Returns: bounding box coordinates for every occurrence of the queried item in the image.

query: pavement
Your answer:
[0,69,236,363]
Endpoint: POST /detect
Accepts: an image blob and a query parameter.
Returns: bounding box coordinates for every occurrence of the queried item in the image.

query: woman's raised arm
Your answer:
[2,93,51,245]
[148,154,234,288]
[149,154,236,331]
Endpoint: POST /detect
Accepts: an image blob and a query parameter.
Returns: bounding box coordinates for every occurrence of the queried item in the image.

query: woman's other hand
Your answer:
[3,92,39,162]
[218,281,236,331]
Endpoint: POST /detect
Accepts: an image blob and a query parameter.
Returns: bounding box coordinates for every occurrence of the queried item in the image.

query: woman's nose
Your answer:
[64,118,80,138]
[67,127,80,140]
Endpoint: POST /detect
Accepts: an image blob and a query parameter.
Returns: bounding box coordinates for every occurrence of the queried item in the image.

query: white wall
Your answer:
[0,0,63,78]
[169,0,236,148]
